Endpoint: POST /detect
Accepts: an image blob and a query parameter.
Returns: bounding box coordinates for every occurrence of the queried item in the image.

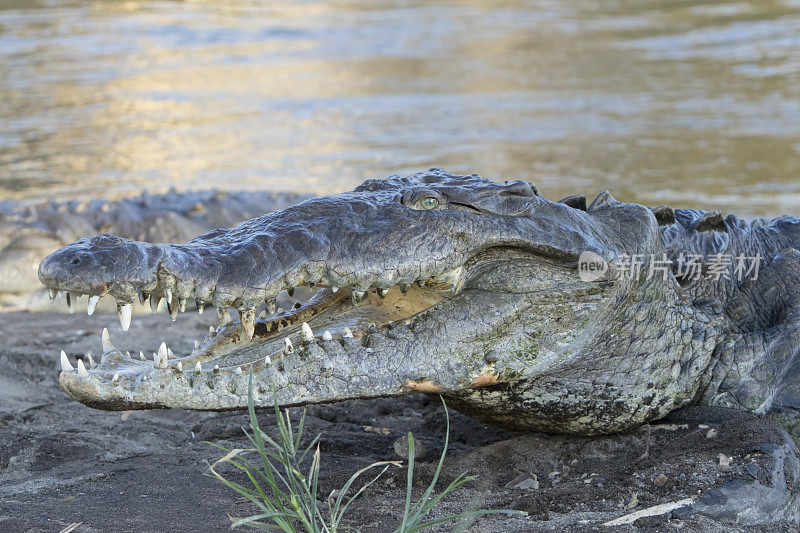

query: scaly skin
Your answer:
[0,189,308,307]
[37,169,800,435]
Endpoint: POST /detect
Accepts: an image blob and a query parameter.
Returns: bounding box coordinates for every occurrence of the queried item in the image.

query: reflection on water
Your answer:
[1,0,800,217]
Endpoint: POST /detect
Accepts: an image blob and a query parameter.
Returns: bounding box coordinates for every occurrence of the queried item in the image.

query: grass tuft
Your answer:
[207,373,524,531]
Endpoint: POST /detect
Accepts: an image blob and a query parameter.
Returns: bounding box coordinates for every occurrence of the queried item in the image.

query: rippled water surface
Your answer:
[2,0,800,217]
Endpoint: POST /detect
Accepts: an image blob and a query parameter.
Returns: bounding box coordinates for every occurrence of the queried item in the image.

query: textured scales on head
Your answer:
[39,169,800,436]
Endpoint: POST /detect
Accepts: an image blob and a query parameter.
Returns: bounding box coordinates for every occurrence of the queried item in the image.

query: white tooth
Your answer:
[111,373,119,385]
[164,288,173,304]
[284,338,294,353]
[322,330,332,341]
[86,295,100,315]
[77,359,88,377]
[213,364,220,373]
[142,375,148,381]
[177,361,183,372]
[150,296,161,314]
[60,350,74,372]
[209,325,216,336]
[265,355,272,365]
[266,300,276,314]
[258,310,267,320]
[195,361,202,373]
[101,328,115,353]
[87,354,97,368]
[194,340,200,349]
[343,327,353,338]
[276,307,284,315]
[157,342,168,368]
[167,348,175,359]
[118,303,132,331]
[332,286,339,293]
[179,298,187,312]
[241,309,255,340]
[66,292,76,313]
[49,288,58,301]
[235,366,243,375]
[301,322,314,342]
[139,351,146,361]
[197,303,204,315]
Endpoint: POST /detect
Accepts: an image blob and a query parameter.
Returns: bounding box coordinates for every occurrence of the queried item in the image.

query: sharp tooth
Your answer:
[60,350,74,371]
[87,295,100,315]
[266,299,276,314]
[301,322,314,343]
[101,328,115,353]
[399,284,410,295]
[241,309,255,340]
[217,307,231,326]
[332,286,339,293]
[112,373,119,385]
[376,287,388,299]
[213,364,220,374]
[179,298,187,312]
[169,301,179,321]
[197,301,204,314]
[195,361,202,373]
[351,290,365,304]
[118,303,132,331]
[126,350,131,359]
[277,307,284,314]
[258,310,267,320]
[235,366,243,375]
[287,287,295,298]
[209,325,216,336]
[265,355,272,366]
[322,330,332,341]
[87,354,97,368]
[77,359,88,377]
[150,296,162,314]
[177,362,183,372]
[164,288,173,304]
[194,340,200,349]
[343,327,353,338]
[139,291,148,305]
[139,351,146,361]
[66,292,76,313]
[156,342,168,368]
[48,288,58,301]
[167,348,175,359]
[284,338,294,353]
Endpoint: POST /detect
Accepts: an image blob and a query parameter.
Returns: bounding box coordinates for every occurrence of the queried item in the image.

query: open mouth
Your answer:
[47,266,464,407]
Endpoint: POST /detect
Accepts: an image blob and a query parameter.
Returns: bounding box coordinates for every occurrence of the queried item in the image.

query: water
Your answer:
[1,0,800,218]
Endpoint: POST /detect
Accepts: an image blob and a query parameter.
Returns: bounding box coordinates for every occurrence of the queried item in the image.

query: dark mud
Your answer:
[1,311,799,532]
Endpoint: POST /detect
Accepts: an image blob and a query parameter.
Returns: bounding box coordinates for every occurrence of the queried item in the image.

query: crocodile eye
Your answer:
[419,197,439,210]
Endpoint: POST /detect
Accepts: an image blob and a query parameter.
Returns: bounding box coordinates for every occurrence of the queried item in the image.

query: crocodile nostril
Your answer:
[71,258,80,265]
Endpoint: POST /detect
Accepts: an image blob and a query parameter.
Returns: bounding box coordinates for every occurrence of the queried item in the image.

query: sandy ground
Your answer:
[1,310,799,532]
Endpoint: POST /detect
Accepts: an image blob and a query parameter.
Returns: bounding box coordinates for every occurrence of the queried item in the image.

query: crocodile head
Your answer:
[39,169,671,433]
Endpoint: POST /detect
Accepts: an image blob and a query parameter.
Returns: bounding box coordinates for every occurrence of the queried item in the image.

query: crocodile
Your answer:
[0,189,308,308]
[37,169,800,435]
